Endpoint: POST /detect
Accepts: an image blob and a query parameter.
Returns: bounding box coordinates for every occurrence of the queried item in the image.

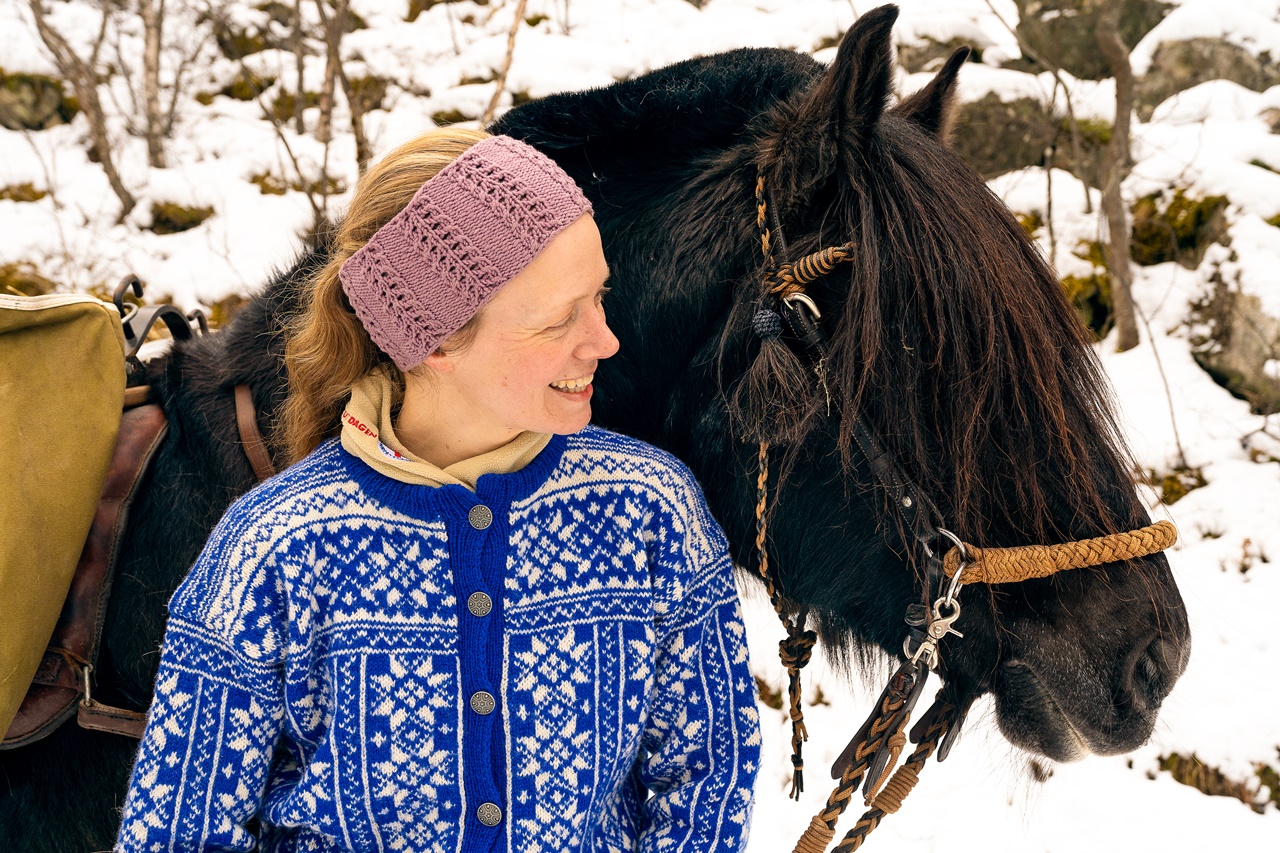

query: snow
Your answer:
[1131,0,1280,76]
[4,0,1279,849]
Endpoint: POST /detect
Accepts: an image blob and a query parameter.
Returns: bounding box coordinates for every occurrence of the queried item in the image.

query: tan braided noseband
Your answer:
[942,520,1178,584]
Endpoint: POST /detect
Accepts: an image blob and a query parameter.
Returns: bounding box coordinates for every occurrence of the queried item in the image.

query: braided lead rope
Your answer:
[832,705,957,852]
[789,688,913,853]
[942,520,1178,584]
[757,175,775,270]
[756,441,818,799]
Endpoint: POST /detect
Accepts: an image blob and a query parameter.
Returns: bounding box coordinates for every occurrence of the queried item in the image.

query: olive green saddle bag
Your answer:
[0,294,125,737]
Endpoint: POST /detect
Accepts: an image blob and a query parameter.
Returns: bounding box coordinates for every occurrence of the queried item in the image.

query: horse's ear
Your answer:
[802,5,899,144]
[894,47,968,144]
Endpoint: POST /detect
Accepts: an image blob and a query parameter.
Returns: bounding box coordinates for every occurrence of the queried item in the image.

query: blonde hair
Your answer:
[276,126,491,465]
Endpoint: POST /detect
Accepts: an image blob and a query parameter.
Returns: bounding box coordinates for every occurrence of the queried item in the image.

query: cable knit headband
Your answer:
[339,134,593,372]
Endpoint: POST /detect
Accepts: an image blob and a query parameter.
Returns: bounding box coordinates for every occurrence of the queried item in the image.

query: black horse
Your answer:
[0,7,1189,850]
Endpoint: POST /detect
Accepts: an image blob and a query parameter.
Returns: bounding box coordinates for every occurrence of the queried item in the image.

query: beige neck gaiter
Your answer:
[339,369,552,491]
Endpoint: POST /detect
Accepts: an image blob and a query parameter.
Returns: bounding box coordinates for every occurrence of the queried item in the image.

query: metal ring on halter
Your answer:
[937,527,969,604]
[781,291,822,321]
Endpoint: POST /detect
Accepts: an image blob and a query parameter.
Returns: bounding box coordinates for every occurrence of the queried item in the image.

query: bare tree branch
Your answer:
[313,0,373,172]
[28,0,137,222]
[481,0,529,125]
[1093,0,1139,352]
[313,0,344,146]
[292,0,308,134]
[140,0,166,167]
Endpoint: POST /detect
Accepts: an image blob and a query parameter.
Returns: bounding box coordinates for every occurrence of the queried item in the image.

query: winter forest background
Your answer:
[1,0,1279,849]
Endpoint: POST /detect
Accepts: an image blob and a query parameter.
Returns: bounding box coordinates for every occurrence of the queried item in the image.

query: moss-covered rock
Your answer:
[249,170,345,197]
[347,76,388,114]
[1156,752,1269,813]
[196,70,278,106]
[271,90,321,123]
[0,183,48,203]
[0,68,80,131]
[148,202,215,235]
[1137,38,1280,120]
[212,21,271,60]
[249,171,289,195]
[1005,0,1173,80]
[1148,466,1207,505]
[431,108,472,126]
[0,261,56,296]
[1062,272,1113,339]
[1130,188,1229,268]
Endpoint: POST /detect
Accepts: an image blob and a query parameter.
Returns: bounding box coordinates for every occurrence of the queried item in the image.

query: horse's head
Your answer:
[707,5,1190,762]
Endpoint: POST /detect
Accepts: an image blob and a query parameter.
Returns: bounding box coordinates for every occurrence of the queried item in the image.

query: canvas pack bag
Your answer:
[0,293,126,737]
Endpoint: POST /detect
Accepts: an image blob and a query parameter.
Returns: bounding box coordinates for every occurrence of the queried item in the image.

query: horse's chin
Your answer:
[992,661,1156,762]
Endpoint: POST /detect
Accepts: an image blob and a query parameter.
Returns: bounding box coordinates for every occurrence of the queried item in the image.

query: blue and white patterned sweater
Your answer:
[115,425,761,852]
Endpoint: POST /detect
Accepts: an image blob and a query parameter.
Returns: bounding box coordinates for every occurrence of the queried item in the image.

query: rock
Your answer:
[1136,39,1280,120]
[1004,0,1173,81]
[1189,262,1280,415]
[0,70,78,131]
[950,93,1109,184]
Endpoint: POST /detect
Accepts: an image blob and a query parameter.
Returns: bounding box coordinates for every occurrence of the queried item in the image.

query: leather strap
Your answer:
[235,384,277,482]
[2,404,168,748]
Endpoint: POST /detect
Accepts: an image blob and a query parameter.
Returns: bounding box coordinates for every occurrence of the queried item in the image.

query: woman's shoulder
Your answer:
[207,438,359,548]
[565,424,697,482]
[556,425,712,512]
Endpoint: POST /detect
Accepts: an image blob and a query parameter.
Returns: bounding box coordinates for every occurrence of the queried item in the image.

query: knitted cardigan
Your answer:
[115,425,761,852]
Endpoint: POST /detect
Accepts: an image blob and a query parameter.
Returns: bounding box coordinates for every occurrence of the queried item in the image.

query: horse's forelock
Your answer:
[747,111,1142,551]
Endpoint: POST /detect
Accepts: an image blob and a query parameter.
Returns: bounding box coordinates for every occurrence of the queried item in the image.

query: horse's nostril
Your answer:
[1132,634,1185,707]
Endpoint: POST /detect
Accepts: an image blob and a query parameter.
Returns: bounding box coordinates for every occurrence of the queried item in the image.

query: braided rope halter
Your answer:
[747,173,1178,852]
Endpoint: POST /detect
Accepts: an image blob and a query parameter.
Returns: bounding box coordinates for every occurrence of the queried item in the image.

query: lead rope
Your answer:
[756,441,817,799]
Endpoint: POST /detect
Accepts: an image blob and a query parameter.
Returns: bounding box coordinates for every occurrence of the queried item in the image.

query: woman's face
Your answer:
[421,214,619,439]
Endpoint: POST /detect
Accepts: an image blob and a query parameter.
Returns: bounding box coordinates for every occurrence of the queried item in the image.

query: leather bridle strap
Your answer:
[235,384,277,482]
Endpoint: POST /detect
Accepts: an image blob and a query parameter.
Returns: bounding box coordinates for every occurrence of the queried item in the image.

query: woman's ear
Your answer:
[417,352,454,375]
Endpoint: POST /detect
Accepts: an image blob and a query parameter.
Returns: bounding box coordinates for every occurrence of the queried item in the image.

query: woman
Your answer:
[114,128,761,852]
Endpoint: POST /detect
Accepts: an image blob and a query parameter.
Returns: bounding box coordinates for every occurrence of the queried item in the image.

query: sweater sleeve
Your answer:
[114,495,288,853]
[636,461,761,853]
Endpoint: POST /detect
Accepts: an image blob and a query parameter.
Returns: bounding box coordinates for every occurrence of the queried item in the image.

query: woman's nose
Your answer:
[580,303,620,360]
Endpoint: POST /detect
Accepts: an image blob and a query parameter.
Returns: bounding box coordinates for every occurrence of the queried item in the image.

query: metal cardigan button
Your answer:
[470,691,496,715]
[468,504,493,530]
[467,591,492,617]
[477,802,502,827]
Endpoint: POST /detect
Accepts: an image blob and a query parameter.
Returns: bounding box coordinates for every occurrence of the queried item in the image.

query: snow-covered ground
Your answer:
[2,0,1278,850]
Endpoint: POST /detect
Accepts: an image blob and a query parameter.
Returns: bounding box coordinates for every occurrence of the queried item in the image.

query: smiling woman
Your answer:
[111,130,760,853]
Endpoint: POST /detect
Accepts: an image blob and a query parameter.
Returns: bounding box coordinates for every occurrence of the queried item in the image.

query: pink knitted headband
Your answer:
[339,135,593,372]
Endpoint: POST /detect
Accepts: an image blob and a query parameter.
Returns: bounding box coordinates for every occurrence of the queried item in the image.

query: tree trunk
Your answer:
[1094,0,1139,352]
[292,0,307,135]
[314,0,344,146]
[139,0,166,168]
[29,1,137,222]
